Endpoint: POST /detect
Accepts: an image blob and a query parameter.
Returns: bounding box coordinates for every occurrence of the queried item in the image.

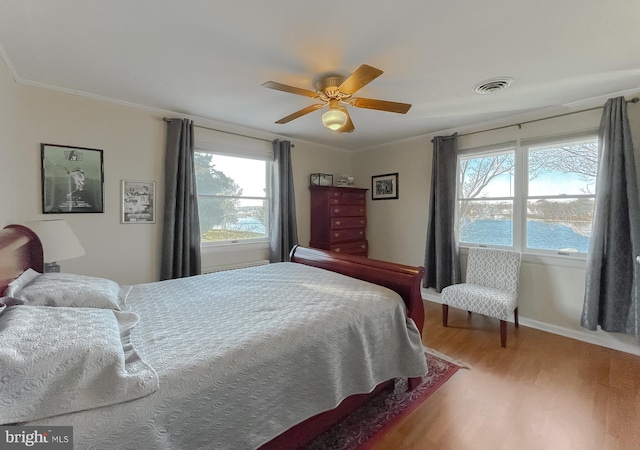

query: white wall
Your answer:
[352,137,431,266]
[0,55,18,226]
[14,85,165,284]
[353,94,640,353]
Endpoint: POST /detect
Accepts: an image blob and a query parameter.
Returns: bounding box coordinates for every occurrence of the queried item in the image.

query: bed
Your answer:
[0,224,428,449]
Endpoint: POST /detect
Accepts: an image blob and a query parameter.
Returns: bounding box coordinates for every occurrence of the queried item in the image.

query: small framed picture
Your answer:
[41,144,104,213]
[371,173,399,200]
[310,173,333,187]
[121,180,156,223]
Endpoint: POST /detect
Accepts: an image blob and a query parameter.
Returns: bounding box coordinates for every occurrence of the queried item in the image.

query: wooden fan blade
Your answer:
[338,64,383,95]
[338,109,355,133]
[351,97,412,114]
[275,104,325,124]
[262,81,319,98]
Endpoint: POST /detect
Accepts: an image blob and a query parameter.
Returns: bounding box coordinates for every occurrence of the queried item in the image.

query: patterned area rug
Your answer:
[305,350,462,450]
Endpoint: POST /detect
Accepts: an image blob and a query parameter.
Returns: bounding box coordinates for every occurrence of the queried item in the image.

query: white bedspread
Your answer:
[0,307,157,424]
[25,262,427,449]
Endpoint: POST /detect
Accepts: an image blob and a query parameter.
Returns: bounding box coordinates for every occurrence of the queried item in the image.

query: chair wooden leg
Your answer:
[514,307,519,328]
[442,304,448,327]
[500,320,507,347]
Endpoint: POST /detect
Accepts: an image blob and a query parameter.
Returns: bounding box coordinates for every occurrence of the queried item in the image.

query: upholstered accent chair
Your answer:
[441,247,522,347]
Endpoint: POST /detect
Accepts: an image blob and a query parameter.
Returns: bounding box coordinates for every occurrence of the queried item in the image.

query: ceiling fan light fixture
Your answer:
[263,64,412,133]
[322,108,348,131]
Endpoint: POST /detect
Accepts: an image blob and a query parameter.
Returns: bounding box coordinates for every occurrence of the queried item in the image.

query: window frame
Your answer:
[456,131,598,259]
[194,150,272,248]
[456,143,517,249]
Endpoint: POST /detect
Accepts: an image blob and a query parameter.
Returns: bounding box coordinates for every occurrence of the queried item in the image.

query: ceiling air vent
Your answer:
[473,77,513,94]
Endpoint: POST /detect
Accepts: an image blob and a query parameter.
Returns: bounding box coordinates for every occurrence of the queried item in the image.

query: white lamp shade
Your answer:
[26,219,86,263]
[322,109,348,130]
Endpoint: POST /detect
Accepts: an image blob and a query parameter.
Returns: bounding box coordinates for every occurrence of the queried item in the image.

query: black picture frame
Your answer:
[310,173,333,186]
[371,173,399,200]
[41,143,104,213]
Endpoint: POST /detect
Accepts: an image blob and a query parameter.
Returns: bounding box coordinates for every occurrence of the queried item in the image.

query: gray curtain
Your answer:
[581,97,640,336]
[161,118,202,279]
[269,139,298,262]
[424,133,461,292]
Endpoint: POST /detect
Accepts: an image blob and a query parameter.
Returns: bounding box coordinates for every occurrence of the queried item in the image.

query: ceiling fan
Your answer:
[262,64,411,133]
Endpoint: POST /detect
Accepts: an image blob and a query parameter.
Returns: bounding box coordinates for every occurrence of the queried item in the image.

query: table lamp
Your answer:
[26,219,86,272]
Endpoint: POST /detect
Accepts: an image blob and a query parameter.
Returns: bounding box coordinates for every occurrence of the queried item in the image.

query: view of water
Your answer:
[221,217,590,252]
[224,217,266,234]
[460,219,590,253]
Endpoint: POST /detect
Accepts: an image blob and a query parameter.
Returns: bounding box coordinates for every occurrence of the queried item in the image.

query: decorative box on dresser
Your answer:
[309,186,368,257]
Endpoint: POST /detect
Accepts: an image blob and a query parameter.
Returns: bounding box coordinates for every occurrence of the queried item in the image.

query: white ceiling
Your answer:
[1,0,639,151]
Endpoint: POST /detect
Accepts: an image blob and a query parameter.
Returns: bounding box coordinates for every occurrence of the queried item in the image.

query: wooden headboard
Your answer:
[289,245,425,334]
[0,224,44,294]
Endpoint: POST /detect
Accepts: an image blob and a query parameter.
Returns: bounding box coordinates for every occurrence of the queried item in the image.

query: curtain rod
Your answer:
[449,97,640,140]
[162,118,293,147]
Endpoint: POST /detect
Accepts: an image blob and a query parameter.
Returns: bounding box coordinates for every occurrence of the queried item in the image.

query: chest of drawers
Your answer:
[309,186,368,257]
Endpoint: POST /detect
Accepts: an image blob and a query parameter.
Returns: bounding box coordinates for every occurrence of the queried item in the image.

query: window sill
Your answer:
[201,239,269,252]
[459,245,586,269]
[200,239,270,272]
[520,252,586,269]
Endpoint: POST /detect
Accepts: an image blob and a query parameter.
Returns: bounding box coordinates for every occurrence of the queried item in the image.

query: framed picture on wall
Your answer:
[41,144,104,213]
[121,180,156,223]
[371,173,399,200]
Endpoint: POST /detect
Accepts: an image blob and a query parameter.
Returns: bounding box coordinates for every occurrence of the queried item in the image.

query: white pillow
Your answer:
[3,268,40,297]
[6,272,121,310]
[0,306,158,424]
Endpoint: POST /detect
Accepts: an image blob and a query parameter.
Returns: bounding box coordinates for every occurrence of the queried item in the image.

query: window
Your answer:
[524,137,597,254]
[195,152,269,244]
[193,128,273,246]
[458,146,515,247]
[456,133,598,256]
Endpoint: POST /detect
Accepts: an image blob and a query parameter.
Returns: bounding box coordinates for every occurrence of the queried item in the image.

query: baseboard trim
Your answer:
[422,289,640,357]
[516,317,640,356]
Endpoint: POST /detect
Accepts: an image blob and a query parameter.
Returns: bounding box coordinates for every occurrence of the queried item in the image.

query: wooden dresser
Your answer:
[309,186,368,257]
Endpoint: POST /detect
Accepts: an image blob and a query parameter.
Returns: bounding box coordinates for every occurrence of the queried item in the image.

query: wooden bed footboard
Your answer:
[260,246,427,449]
[289,245,426,334]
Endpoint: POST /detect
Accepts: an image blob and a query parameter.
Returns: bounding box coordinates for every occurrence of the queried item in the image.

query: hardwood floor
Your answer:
[374,300,640,450]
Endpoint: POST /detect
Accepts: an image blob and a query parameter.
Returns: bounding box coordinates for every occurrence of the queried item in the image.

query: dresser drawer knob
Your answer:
[335,221,341,225]
[335,248,341,252]
[361,244,366,249]
[334,233,340,237]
